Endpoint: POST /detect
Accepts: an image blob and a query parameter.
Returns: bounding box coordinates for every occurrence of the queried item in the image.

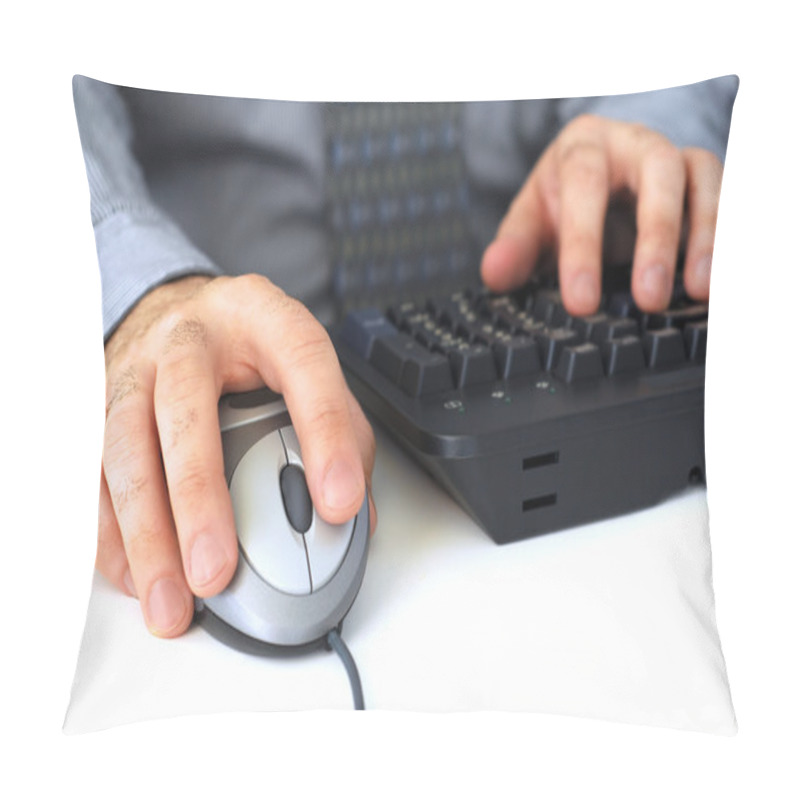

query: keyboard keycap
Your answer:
[369,333,418,382]
[532,290,568,326]
[400,350,454,396]
[684,321,708,363]
[571,313,609,341]
[645,304,709,331]
[590,316,639,344]
[602,335,646,376]
[535,327,581,371]
[444,342,498,387]
[554,342,604,383]
[607,291,637,318]
[643,328,686,369]
[340,309,398,359]
[491,334,542,379]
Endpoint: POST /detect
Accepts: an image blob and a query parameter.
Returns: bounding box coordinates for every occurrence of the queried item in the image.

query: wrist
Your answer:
[105,274,215,368]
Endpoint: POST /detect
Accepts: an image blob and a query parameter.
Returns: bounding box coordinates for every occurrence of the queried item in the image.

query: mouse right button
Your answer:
[305,515,356,591]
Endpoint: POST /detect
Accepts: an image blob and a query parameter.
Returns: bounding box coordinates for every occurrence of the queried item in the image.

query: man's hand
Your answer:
[481,114,723,315]
[99,274,377,638]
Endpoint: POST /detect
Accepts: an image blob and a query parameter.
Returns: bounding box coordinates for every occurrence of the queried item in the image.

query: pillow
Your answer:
[64,76,739,734]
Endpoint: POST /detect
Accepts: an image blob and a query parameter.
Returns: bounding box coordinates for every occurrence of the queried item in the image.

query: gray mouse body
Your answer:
[195,388,370,650]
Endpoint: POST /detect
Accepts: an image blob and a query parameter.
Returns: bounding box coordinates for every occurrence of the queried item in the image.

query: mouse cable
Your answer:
[326,628,364,710]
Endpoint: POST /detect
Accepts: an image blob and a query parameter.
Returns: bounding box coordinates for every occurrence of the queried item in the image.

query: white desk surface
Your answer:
[64,427,735,733]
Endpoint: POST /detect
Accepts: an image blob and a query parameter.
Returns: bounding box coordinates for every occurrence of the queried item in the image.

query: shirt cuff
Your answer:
[95,210,223,340]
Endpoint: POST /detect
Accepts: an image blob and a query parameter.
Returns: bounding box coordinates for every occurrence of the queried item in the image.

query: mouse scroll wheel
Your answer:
[279,463,314,534]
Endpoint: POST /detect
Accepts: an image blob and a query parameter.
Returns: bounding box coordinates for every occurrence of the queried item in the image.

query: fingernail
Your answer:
[190,532,227,588]
[123,568,137,598]
[146,578,187,635]
[322,460,361,511]
[570,271,599,312]
[641,263,669,305]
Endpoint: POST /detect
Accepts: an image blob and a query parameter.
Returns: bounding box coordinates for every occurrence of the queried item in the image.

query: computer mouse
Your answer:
[194,387,370,654]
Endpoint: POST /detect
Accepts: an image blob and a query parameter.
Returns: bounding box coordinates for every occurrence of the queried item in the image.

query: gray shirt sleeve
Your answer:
[72,75,222,341]
[552,75,739,164]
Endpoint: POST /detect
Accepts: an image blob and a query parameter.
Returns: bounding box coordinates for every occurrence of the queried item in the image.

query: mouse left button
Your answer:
[229,430,312,596]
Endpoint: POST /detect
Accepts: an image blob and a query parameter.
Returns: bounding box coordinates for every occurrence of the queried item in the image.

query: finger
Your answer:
[628,138,687,311]
[346,389,378,536]
[480,167,551,293]
[153,315,238,599]
[96,466,136,597]
[231,279,366,526]
[103,365,194,638]
[554,134,610,315]
[681,147,723,301]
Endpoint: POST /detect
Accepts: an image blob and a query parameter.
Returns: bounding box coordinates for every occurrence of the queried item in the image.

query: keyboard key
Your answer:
[340,309,399,359]
[607,291,637,319]
[454,311,489,342]
[590,316,639,344]
[643,328,687,368]
[602,335,646,376]
[426,292,472,327]
[645,304,709,331]
[370,333,423,382]
[491,333,542,379]
[571,313,609,341]
[532,290,568,326]
[554,342,604,383]
[443,342,498,387]
[387,301,419,328]
[400,350,454,396]
[535,327,580,371]
[684,321,708,363]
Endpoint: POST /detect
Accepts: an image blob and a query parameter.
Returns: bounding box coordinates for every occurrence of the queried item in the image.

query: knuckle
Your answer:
[643,222,679,247]
[234,272,277,297]
[156,308,209,356]
[105,363,144,415]
[165,406,200,451]
[123,523,164,567]
[265,302,335,379]
[685,147,723,186]
[170,460,214,506]
[628,120,655,142]
[557,140,608,188]
[103,405,147,466]
[155,355,206,406]
[219,273,286,312]
[107,471,150,518]
[267,290,313,329]
[644,139,683,174]
[307,398,350,439]
[565,113,603,138]
[284,324,335,369]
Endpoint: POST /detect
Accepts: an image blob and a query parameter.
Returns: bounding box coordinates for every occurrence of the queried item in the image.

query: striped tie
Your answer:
[324,101,479,317]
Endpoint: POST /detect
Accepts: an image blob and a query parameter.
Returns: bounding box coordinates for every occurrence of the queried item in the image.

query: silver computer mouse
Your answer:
[195,388,370,653]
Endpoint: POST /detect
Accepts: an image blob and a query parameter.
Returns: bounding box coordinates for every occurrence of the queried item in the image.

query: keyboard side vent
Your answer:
[522,451,559,470]
[522,493,558,512]
[521,451,559,513]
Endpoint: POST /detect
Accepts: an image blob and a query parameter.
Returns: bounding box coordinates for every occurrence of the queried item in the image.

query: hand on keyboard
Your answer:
[480,115,723,317]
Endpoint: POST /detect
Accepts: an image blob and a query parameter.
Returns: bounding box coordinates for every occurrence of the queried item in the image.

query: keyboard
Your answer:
[333,273,708,544]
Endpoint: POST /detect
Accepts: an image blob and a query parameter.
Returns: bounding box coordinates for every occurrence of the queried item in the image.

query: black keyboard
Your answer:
[333,275,708,544]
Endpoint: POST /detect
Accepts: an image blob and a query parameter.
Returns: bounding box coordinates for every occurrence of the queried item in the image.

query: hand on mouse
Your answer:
[480,114,723,316]
[98,273,377,638]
